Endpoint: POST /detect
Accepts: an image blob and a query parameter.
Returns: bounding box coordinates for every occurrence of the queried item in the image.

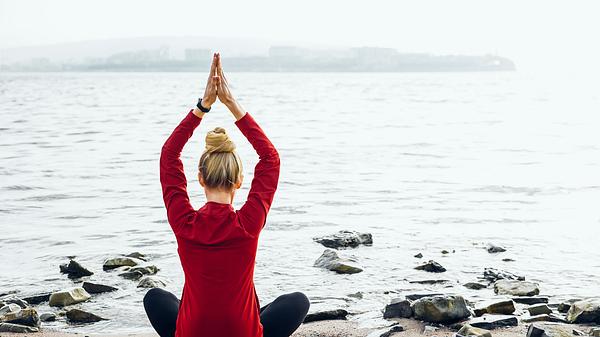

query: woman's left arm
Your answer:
[159,53,219,233]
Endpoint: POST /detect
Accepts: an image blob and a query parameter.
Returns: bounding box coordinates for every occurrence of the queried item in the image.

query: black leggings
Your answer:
[143,288,310,337]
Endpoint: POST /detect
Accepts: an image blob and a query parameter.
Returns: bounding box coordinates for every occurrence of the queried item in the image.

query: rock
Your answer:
[59,260,94,278]
[314,249,363,274]
[527,324,578,337]
[119,270,144,280]
[313,230,373,249]
[380,324,404,337]
[502,258,515,262]
[82,281,118,294]
[527,324,545,337]
[468,314,517,329]
[414,253,423,258]
[405,293,444,301]
[1,296,28,308]
[125,252,147,261]
[457,324,492,337]
[482,268,525,282]
[527,304,552,316]
[39,312,56,322]
[0,322,39,332]
[411,295,471,323]
[130,265,159,275]
[303,309,348,323]
[137,276,167,288]
[474,299,515,316]
[487,243,506,253]
[383,298,413,319]
[0,307,40,327]
[409,279,449,285]
[557,299,580,313]
[348,292,363,299]
[522,313,567,323]
[66,308,107,323]
[48,287,91,307]
[21,293,51,305]
[441,250,450,254]
[464,282,487,290]
[572,329,585,336]
[0,303,21,316]
[414,260,446,273]
[513,297,549,305]
[493,280,539,296]
[590,328,600,337]
[566,298,600,323]
[103,256,143,270]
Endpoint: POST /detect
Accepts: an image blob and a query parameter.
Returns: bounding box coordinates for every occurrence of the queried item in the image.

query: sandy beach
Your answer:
[0,320,597,337]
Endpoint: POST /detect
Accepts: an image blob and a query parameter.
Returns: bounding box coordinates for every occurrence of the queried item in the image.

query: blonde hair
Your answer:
[198,127,243,190]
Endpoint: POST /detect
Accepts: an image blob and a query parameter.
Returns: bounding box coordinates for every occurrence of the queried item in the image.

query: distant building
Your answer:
[185,49,212,62]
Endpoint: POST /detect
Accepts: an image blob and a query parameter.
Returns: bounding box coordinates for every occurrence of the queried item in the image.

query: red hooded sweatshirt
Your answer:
[160,110,280,337]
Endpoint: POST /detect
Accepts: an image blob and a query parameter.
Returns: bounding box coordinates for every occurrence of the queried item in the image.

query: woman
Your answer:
[144,53,310,337]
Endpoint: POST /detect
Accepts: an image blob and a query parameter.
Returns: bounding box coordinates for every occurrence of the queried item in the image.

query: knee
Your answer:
[143,287,166,308]
[288,291,310,314]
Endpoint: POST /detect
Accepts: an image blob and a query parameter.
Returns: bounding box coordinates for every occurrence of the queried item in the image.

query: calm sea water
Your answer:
[0,72,599,333]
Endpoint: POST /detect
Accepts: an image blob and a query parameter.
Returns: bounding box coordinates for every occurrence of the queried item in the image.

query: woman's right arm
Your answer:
[234,105,280,236]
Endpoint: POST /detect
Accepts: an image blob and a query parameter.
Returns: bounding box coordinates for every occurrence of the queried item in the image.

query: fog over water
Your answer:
[0,71,599,332]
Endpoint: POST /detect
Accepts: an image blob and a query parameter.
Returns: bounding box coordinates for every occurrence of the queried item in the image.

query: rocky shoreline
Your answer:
[2,230,599,336]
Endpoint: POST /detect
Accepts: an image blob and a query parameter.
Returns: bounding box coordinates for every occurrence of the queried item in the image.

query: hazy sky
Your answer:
[1,0,599,72]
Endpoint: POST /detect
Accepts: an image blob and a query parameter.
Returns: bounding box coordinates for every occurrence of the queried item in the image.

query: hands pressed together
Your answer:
[196,53,245,120]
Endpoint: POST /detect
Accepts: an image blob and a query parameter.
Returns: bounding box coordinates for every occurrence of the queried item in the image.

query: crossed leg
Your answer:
[143,288,310,337]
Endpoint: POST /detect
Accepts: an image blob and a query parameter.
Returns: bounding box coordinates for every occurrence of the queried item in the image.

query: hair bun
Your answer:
[205,127,236,153]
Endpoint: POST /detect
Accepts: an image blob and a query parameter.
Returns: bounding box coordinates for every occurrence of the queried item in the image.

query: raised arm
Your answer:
[215,54,280,236]
[160,53,219,234]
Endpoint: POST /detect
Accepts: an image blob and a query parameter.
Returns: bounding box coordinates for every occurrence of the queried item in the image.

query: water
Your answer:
[1,71,599,333]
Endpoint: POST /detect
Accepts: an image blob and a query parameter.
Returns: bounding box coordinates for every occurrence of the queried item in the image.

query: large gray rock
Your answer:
[513,296,549,305]
[411,295,471,323]
[48,287,91,307]
[66,308,107,323]
[103,256,143,270]
[314,249,363,274]
[0,303,20,316]
[527,304,552,316]
[527,324,578,337]
[474,299,515,316]
[414,260,446,273]
[119,270,144,280]
[457,324,492,337]
[313,230,373,249]
[59,259,93,278]
[0,322,39,332]
[493,279,539,296]
[21,293,51,305]
[522,313,567,323]
[130,265,159,275]
[566,298,600,323]
[468,314,517,329]
[82,281,118,294]
[303,309,348,323]
[383,298,413,318]
[137,276,167,288]
[0,307,40,327]
[39,312,56,322]
[557,299,580,313]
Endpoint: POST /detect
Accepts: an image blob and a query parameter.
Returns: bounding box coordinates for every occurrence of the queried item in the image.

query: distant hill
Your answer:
[0,36,515,72]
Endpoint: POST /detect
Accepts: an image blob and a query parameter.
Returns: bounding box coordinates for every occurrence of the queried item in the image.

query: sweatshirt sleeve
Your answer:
[234,113,280,237]
[160,110,201,234]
